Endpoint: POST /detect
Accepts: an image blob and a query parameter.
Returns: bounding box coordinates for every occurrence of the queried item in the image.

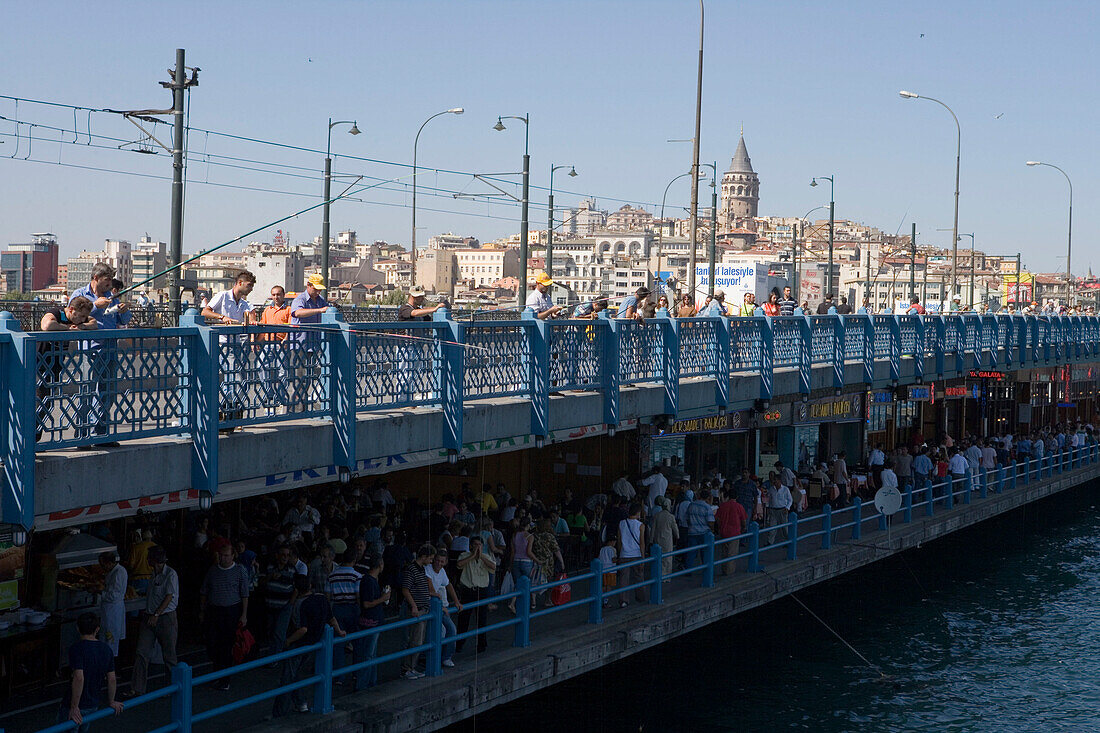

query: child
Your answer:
[598,536,617,602]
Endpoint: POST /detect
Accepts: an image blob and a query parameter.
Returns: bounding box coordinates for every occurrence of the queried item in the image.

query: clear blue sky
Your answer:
[1,0,1096,274]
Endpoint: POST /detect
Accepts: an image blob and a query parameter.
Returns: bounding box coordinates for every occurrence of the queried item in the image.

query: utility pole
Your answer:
[168,49,188,321]
[1016,252,1022,305]
[910,223,917,301]
[687,0,704,300]
[708,161,717,297]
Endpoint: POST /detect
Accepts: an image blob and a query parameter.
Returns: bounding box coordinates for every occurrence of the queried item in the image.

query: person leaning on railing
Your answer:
[36,296,98,442]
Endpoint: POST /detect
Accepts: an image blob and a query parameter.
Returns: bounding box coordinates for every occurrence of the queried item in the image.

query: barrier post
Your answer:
[588,559,603,624]
[945,477,955,509]
[927,482,935,516]
[904,485,913,523]
[426,597,443,677]
[852,498,862,540]
[963,474,972,505]
[313,625,334,714]
[170,662,193,733]
[702,531,716,588]
[650,544,663,604]
[514,576,531,647]
[996,465,1005,494]
[878,507,888,531]
[822,504,832,548]
[747,522,761,573]
[786,512,798,561]
[980,469,988,499]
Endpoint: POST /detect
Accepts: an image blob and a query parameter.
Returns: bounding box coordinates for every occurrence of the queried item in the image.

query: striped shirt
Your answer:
[325,565,362,606]
[200,563,250,608]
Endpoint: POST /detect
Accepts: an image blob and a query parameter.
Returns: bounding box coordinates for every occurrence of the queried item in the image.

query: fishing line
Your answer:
[238,322,491,353]
[760,568,890,680]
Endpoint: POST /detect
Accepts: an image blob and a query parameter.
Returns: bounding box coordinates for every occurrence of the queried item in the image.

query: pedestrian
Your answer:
[649,496,679,577]
[676,293,697,318]
[616,286,650,321]
[69,263,131,444]
[835,296,853,315]
[683,490,714,571]
[526,271,565,319]
[868,443,886,489]
[880,458,899,493]
[816,294,835,315]
[714,488,748,575]
[640,465,669,508]
[125,546,178,699]
[740,292,757,316]
[201,269,256,425]
[948,447,970,489]
[358,554,389,688]
[35,296,98,442]
[894,447,913,492]
[258,285,291,413]
[506,522,536,615]
[763,291,780,316]
[97,552,127,657]
[263,544,298,656]
[616,503,647,608]
[778,286,797,316]
[289,273,330,404]
[326,548,367,690]
[399,544,435,680]
[59,613,125,732]
[699,290,727,317]
[426,548,463,667]
[272,574,345,716]
[764,472,793,544]
[199,543,250,691]
[455,536,496,654]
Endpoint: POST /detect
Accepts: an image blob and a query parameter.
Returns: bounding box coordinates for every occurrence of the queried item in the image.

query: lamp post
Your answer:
[960,233,975,309]
[322,118,360,289]
[707,161,717,297]
[1026,161,1073,305]
[656,170,705,298]
[687,0,705,298]
[546,163,577,286]
[793,205,828,301]
[899,90,961,298]
[494,115,530,304]
[810,176,835,296]
[411,107,463,290]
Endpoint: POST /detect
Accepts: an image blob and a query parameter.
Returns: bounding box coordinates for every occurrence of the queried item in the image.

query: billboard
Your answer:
[1003,273,1034,304]
[694,263,788,308]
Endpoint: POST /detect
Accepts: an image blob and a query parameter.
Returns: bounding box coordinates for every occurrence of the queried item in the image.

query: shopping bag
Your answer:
[550,573,571,606]
[232,624,256,665]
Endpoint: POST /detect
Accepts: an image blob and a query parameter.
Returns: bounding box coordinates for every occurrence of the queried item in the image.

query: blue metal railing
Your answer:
[1,310,1098,530]
[34,441,1100,733]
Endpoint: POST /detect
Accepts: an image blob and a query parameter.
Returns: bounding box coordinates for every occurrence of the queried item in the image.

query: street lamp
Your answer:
[810,176,835,296]
[899,90,961,298]
[494,114,531,304]
[546,164,577,286]
[411,107,463,290]
[687,0,705,298]
[1026,161,1073,305]
[793,204,828,300]
[655,170,706,299]
[322,118,360,288]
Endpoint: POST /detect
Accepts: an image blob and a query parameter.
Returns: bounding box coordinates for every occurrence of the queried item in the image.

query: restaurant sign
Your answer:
[794,393,863,424]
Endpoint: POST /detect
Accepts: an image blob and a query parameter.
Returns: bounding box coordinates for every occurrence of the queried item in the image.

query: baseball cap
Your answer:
[306,274,326,290]
[535,271,553,286]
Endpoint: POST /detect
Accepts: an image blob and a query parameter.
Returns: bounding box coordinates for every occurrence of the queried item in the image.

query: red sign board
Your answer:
[945,386,968,397]
[968,370,1005,380]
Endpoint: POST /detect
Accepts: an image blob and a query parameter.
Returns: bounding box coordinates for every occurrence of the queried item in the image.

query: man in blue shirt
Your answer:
[60,612,124,731]
[289,274,330,407]
[69,263,132,446]
[616,286,650,321]
[699,290,728,318]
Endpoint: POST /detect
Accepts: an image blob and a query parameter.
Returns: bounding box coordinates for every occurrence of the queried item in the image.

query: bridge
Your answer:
[2,309,1098,531]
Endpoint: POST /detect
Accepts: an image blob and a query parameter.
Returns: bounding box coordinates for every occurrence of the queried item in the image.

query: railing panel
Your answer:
[809,316,836,365]
[548,321,605,390]
[872,315,893,358]
[898,315,919,356]
[463,323,531,398]
[771,317,802,368]
[215,326,331,427]
[844,317,867,361]
[675,318,720,378]
[618,321,664,384]
[33,328,193,448]
[729,318,764,372]
[353,323,442,409]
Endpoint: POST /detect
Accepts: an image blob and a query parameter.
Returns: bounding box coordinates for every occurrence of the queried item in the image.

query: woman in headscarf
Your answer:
[530,519,565,608]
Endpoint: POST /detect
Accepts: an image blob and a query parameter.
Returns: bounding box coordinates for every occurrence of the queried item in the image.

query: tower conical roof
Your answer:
[726,134,754,174]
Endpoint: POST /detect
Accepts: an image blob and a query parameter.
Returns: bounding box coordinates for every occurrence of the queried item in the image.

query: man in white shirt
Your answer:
[868,443,886,489]
[610,472,636,501]
[640,467,668,508]
[774,461,805,512]
[879,459,899,492]
[616,504,647,607]
[981,442,998,471]
[284,495,320,540]
[948,449,970,485]
[764,473,793,545]
[201,270,257,424]
[964,440,983,477]
[426,549,463,667]
[912,448,933,489]
[525,271,563,320]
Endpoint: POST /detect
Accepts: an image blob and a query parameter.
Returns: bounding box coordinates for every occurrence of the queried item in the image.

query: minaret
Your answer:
[720,129,759,231]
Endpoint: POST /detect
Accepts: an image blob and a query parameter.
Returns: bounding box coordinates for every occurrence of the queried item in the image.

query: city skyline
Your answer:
[1,1,1096,273]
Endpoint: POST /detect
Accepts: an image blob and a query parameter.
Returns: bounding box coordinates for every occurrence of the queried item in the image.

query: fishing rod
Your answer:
[115,172,407,298]
[214,320,491,353]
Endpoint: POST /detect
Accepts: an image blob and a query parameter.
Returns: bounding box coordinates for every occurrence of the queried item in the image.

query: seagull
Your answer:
[920,33,925,37]
[993,112,1004,119]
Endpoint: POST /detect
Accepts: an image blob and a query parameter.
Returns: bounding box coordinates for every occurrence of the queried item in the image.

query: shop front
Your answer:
[650,410,757,482]
[791,392,864,468]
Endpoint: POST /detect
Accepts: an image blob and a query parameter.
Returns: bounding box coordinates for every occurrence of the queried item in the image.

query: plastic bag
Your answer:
[550,574,571,606]
[232,624,256,665]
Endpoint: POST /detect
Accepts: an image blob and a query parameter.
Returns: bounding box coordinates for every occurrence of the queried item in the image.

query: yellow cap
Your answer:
[534,271,553,286]
[306,274,326,290]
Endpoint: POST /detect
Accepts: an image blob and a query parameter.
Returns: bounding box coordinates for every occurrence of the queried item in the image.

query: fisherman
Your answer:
[526,271,564,319]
